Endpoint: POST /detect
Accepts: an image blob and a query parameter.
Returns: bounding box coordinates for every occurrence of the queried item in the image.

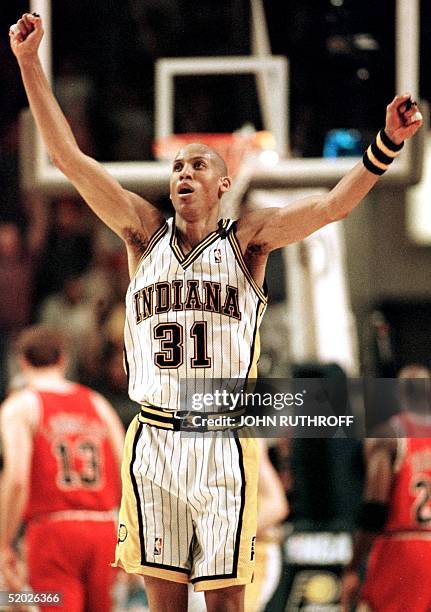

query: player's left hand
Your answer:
[340,568,361,612]
[0,545,25,591]
[385,93,423,144]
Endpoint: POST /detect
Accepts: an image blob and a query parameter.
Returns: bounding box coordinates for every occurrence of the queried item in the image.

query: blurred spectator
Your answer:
[78,234,129,387]
[0,122,26,226]
[35,196,95,305]
[55,72,96,156]
[92,342,136,430]
[38,274,98,380]
[0,192,47,398]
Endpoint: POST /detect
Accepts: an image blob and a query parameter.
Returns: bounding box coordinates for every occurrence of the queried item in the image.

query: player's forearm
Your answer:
[0,478,27,548]
[17,55,80,168]
[324,161,380,223]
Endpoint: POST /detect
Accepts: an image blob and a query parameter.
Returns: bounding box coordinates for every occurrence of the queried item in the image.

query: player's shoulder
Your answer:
[235,209,264,234]
[88,388,116,417]
[235,207,282,253]
[364,437,397,460]
[0,388,40,427]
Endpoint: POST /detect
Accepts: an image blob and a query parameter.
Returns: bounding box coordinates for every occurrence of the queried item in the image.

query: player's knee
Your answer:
[204,585,245,612]
[143,576,188,610]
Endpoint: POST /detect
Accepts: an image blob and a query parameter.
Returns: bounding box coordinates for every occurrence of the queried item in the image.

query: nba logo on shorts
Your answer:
[250,536,256,560]
[213,248,222,263]
[154,537,163,555]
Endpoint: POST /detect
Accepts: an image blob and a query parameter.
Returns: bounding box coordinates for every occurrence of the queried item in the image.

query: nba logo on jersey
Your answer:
[213,248,222,263]
[154,537,163,555]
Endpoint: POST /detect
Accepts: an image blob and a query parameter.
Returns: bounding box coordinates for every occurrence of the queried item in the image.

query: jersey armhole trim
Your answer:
[227,225,268,304]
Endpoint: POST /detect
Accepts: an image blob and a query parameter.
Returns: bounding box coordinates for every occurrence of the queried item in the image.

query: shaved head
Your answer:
[398,364,431,379]
[174,143,228,176]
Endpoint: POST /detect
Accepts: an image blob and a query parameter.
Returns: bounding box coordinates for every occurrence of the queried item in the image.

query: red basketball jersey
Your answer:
[24,384,121,521]
[385,437,431,533]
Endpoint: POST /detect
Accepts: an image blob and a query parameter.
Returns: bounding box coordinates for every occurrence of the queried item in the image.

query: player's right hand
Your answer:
[0,545,25,591]
[9,13,44,60]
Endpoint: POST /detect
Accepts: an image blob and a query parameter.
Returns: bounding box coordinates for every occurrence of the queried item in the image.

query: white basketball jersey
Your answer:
[124,217,267,410]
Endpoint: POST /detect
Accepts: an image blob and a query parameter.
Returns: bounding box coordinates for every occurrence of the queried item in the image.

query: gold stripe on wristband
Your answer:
[376,132,400,159]
[366,146,390,171]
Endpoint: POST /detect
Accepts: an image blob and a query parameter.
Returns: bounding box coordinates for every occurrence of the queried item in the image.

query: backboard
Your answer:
[23,0,424,197]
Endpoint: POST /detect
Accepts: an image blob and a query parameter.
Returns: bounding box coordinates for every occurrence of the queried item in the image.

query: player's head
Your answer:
[169,143,231,216]
[397,363,431,413]
[15,325,66,370]
[398,364,431,380]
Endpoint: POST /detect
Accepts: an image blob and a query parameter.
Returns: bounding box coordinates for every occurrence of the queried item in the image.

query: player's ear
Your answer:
[219,176,232,194]
[58,353,68,373]
[18,355,30,371]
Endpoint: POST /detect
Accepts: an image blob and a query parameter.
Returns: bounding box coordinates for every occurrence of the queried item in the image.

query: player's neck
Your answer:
[175,214,220,250]
[24,366,67,387]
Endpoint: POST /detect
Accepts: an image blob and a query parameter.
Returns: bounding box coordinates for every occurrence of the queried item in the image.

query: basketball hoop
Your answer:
[153,130,277,177]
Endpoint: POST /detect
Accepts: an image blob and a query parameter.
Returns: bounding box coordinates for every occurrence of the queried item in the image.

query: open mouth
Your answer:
[178,184,194,195]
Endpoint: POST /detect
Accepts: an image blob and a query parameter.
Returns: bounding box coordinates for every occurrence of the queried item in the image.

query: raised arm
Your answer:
[9,14,163,256]
[237,94,423,254]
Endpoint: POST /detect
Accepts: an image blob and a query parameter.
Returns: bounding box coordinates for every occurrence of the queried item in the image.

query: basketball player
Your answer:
[9,12,423,612]
[341,366,431,612]
[0,326,124,612]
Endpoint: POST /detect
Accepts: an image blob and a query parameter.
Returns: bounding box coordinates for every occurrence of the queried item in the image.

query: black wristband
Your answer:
[363,128,404,176]
[379,128,404,153]
[370,141,393,166]
[363,151,386,176]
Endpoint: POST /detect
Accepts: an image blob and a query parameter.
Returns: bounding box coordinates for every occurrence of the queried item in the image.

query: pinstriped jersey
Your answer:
[124,217,267,411]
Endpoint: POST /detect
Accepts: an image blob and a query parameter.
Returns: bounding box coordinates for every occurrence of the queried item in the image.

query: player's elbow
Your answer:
[3,472,29,499]
[324,194,349,223]
[48,150,62,169]
[49,142,82,174]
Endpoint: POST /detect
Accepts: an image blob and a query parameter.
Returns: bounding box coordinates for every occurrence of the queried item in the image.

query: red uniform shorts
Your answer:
[360,534,431,612]
[26,514,117,612]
